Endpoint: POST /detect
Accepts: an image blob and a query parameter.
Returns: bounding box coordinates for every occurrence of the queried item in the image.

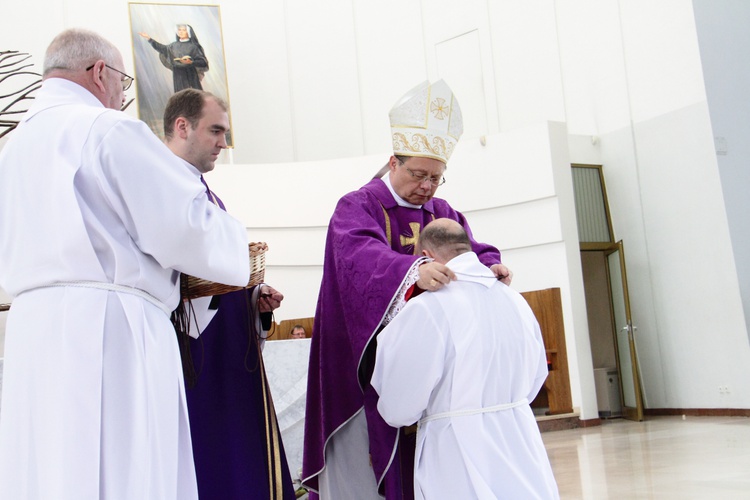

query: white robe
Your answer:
[0,78,249,499]
[371,252,559,500]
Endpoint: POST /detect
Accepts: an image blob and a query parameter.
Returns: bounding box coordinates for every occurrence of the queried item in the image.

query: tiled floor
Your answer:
[543,415,750,499]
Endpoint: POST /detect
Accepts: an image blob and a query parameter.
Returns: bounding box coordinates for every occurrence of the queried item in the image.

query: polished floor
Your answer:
[542,415,750,499]
[1,346,748,499]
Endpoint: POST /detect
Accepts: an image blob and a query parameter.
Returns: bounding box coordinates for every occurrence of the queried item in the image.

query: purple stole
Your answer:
[184,176,296,500]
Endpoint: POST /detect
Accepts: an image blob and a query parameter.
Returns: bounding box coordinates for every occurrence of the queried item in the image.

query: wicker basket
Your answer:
[180,242,267,299]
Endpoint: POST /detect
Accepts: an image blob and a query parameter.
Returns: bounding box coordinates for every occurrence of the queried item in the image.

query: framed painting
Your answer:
[128,2,233,146]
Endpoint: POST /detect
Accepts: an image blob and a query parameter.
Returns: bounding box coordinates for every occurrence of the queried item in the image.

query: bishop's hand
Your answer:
[417,261,456,292]
[491,263,513,285]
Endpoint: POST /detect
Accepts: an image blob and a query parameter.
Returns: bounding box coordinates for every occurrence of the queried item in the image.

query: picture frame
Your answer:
[128,2,233,146]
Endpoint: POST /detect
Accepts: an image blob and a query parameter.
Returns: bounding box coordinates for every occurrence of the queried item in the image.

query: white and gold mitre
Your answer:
[389,79,463,164]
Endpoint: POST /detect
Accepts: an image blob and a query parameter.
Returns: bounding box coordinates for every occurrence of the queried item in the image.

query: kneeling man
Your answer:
[371,218,559,499]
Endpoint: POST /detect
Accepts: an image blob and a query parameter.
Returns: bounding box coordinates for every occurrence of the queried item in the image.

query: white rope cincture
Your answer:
[418,398,529,427]
[39,280,171,315]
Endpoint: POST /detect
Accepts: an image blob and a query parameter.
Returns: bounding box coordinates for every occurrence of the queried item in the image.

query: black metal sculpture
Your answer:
[0,50,42,139]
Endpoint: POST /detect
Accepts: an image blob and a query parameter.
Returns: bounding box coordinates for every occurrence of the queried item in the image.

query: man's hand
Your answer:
[416,261,456,292]
[490,263,513,286]
[259,285,283,313]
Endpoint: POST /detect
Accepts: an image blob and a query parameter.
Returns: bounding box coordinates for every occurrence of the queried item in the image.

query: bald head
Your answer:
[417,218,472,264]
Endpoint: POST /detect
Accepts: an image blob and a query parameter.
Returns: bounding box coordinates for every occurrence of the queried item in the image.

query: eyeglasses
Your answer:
[402,165,446,187]
[86,63,134,91]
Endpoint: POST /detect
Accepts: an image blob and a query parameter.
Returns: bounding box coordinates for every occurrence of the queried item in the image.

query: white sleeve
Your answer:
[528,320,550,402]
[371,297,447,427]
[248,285,268,350]
[95,117,249,286]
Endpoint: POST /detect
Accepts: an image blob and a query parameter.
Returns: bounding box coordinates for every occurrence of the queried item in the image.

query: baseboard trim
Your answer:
[645,408,750,417]
[534,408,750,433]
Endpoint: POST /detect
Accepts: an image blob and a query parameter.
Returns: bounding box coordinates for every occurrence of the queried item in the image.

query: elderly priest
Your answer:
[0,29,250,499]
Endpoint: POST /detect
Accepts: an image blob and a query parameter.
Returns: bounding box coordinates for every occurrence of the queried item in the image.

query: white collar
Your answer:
[382,174,422,209]
[446,252,497,288]
[177,156,202,177]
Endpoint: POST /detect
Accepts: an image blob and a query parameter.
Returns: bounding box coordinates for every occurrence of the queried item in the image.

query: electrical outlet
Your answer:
[718,385,731,395]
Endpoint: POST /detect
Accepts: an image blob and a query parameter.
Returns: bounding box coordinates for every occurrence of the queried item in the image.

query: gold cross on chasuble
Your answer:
[400,222,422,255]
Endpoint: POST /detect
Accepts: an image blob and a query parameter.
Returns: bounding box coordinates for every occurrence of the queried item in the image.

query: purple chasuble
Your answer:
[185,179,295,500]
[301,178,500,498]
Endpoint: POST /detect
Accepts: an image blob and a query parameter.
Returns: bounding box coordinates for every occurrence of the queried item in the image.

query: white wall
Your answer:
[621,1,749,409]
[560,0,750,409]
[693,0,750,344]
[2,0,749,414]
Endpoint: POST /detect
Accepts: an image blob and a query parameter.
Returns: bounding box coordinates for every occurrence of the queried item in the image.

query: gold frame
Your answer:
[128,2,234,146]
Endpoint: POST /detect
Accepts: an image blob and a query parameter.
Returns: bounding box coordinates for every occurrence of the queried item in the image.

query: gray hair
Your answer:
[43,28,120,77]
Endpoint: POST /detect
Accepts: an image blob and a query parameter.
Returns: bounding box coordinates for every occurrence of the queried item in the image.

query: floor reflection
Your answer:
[542,415,750,499]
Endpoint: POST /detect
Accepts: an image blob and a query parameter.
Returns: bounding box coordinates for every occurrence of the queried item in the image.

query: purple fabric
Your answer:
[301,178,500,498]
[186,180,295,500]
